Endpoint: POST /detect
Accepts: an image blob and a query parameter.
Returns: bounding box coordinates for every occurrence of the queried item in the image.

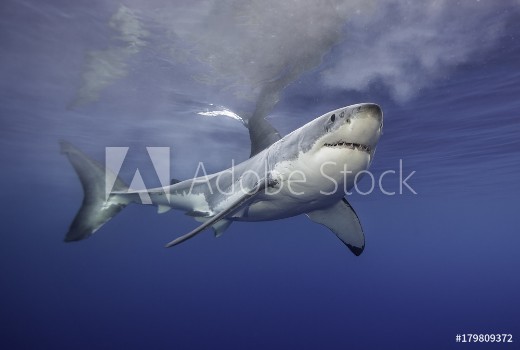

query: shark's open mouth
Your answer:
[324,141,371,153]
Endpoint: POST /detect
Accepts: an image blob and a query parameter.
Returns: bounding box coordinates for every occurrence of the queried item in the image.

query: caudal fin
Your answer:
[60,141,130,242]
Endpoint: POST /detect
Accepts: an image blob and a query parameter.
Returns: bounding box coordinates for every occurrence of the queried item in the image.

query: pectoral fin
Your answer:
[165,180,266,248]
[306,198,365,256]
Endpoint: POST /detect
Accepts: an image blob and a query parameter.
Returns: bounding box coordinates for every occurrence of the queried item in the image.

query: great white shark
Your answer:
[61,103,383,256]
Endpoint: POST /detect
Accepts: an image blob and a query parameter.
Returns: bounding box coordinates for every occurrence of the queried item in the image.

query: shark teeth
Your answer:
[324,141,371,153]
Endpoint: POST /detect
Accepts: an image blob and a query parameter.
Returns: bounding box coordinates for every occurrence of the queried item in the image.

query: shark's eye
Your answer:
[330,114,336,122]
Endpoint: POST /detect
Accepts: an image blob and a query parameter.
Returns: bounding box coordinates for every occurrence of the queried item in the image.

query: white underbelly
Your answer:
[232,186,340,221]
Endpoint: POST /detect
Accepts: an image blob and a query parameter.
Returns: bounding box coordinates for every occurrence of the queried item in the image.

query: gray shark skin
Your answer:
[61,103,383,256]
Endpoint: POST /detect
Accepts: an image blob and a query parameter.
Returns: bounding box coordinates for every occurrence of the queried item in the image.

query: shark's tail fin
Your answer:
[60,141,131,242]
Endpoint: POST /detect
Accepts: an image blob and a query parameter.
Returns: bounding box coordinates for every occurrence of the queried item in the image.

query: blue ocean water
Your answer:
[1,1,520,350]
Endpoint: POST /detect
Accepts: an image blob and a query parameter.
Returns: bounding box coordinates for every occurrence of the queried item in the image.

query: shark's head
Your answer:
[311,103,383,160]
[270,103,383,198]
[306,103,383,189]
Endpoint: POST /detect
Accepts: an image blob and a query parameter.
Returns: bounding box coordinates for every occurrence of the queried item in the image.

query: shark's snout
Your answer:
[350,103,383,140]
[354,103,383,125]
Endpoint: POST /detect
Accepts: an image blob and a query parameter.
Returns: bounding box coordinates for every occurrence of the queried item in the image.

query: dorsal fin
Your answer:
[247,116,282,157]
